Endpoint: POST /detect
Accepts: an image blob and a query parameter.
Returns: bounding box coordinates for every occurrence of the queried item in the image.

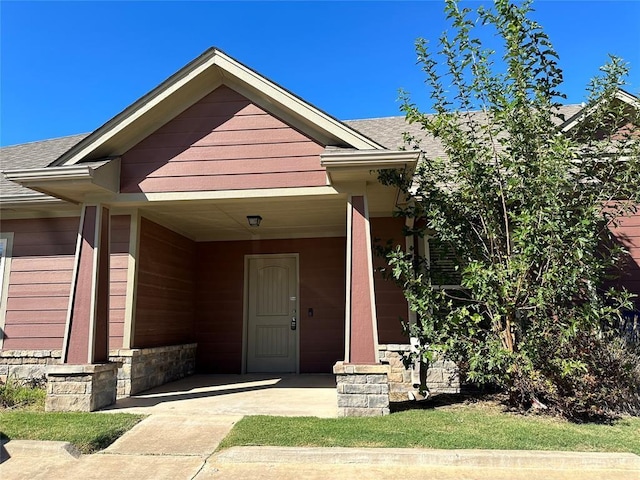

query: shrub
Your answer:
[0,376,46,410]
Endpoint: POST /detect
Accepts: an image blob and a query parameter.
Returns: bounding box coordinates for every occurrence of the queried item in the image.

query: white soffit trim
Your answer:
[53,48,385,167]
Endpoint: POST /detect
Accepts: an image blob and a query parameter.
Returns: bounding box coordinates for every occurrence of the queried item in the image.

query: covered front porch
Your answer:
[2,48,420,415]
[103,373,338,417]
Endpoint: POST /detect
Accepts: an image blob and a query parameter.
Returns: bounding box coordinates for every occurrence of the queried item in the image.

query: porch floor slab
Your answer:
[102,374,338,417]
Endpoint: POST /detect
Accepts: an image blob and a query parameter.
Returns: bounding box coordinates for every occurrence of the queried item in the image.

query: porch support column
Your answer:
[46,203,116,412]
[344,194,379,364]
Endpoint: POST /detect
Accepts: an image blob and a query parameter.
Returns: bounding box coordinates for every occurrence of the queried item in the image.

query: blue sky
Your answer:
[1,1,639,147]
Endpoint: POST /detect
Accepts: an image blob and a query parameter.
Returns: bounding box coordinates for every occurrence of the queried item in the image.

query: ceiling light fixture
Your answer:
[247,215,262,227]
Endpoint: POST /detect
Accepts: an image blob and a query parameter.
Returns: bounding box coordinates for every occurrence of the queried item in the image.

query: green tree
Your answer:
[380,0,640,420]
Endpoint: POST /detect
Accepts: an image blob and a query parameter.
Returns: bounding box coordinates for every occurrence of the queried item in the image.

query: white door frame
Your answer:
[241,253,300,374]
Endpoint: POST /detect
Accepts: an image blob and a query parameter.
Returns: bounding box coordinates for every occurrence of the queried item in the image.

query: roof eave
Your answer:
[321,149,419,186]
[0,193,66,207]
[3,159,120,204]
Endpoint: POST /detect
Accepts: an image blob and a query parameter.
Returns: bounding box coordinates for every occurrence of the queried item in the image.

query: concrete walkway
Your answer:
[102,373,339,417]
[1,374,639,479]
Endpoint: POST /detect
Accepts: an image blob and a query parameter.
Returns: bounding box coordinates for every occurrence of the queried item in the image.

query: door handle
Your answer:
[291,317,297,330]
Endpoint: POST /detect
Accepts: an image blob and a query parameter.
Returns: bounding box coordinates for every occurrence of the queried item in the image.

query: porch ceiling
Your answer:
[132,182,401,242]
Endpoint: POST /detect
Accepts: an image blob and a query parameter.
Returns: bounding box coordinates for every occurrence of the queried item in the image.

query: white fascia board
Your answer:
[3,159,119,196]
[0,193,65,206]
[215,54,385,150]
[321,149,419,169]
[3,164,96,183]
[560,88,640,133]
[615,89,640,109]
[53,50,223,167]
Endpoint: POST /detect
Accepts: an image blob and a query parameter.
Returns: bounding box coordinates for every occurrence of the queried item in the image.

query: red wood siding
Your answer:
[134,218,196,348]
[2,217,78,350]
[610,210,640,309]
[120,85,326,194]
[371,217,410,344]
[109,215,130,349]
[196,238,346,374]
[2,216,131,352]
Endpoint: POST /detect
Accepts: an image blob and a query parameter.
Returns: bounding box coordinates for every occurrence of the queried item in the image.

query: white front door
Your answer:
[246,255,298,372]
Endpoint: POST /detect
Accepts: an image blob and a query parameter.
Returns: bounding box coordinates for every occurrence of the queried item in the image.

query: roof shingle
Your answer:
[0,134,88,197]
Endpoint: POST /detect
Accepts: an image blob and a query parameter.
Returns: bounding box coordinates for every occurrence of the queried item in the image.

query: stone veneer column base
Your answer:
[45,363,117,412]
[378,344,460,401]
[333,361,390,417]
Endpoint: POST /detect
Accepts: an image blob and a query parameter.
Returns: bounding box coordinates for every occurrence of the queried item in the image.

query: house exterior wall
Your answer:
[0,216,131,352]
[611,210,640,309]
[133,217,196,348]
[1,217,79,350]
[195,237,346,373]
[109,215,131,349]
[370,217,409,344]
[120,85,326,194]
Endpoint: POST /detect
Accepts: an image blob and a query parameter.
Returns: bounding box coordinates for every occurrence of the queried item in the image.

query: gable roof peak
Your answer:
[51,48,384,167]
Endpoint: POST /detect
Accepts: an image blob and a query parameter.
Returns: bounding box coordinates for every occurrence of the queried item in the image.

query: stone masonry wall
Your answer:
[1,343,197,399]
[378,344,460,401]
[0,350,62,381]
[110,343,197,398]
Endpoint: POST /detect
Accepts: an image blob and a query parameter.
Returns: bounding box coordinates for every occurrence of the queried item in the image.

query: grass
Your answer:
[218,401,640,455]
[0,377,144,454]
[0,377,46,411]
[0,411,145,454]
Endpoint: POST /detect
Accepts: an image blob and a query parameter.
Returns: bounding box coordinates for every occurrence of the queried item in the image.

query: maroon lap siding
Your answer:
[2,217,78,349]
[370,217,409,344]
[109,215,131,349]
[133,218,196,348]
[195,238,346,374]
[120,85,326,194]
[610,210,640,308]
[2,216,131,351]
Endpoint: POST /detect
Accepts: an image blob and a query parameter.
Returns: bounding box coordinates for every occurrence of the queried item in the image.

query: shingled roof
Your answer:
[0,105,584,199]
[0,134,88,197]
[344,104,583,151]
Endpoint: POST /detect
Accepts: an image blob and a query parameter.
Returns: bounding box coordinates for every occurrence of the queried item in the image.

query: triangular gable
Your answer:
[51,48,385,167]
[120,85,327,193]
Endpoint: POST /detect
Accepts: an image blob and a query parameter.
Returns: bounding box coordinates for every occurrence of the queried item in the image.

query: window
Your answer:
[423,236,463,289]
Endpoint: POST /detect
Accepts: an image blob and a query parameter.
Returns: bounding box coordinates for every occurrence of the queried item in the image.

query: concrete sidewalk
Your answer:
[1,375,638,479]
[2,412,639,480]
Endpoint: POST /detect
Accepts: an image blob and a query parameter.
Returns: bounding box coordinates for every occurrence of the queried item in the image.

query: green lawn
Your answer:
[219,404,640,454]
[0,411,145,454]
